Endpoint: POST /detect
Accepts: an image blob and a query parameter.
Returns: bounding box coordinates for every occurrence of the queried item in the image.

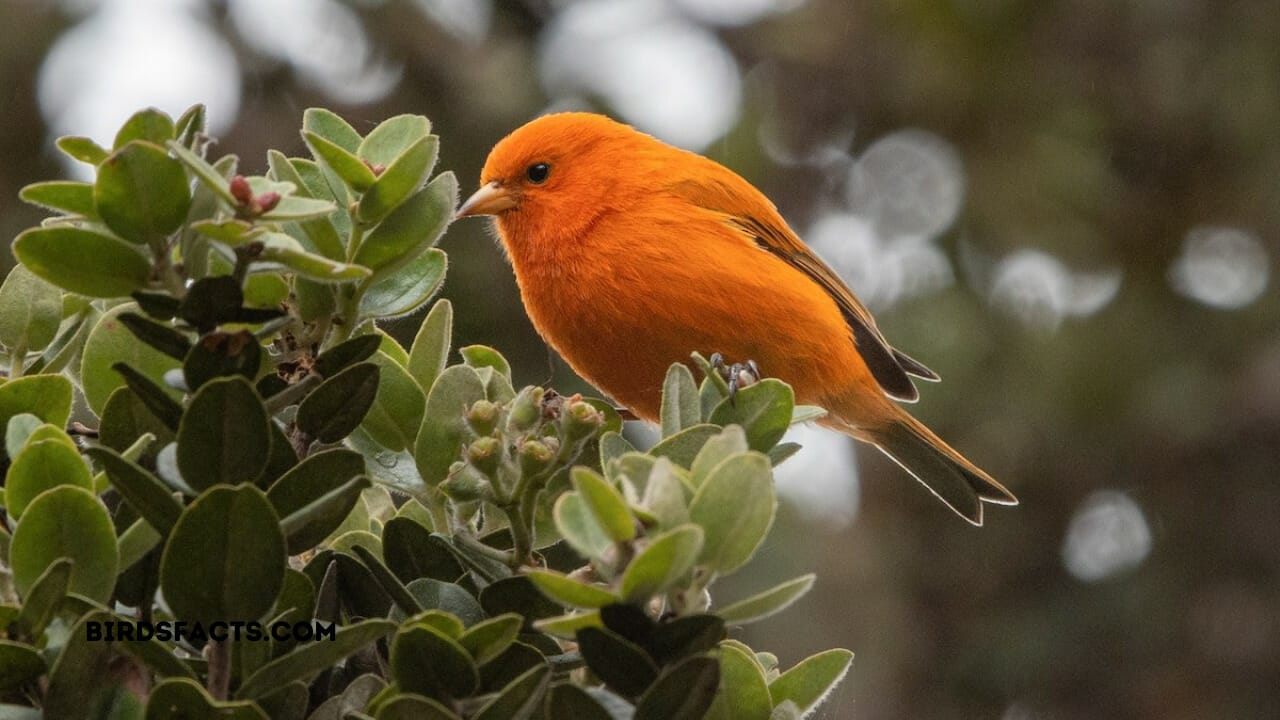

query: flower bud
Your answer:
[466,400,500,437]
[507,386,543,432]
[466,436,503,476]
[562,398,603,443]
[255,191,281,214]
[518,439,555,477]
[440,464,494,503]
[229,175,254,206]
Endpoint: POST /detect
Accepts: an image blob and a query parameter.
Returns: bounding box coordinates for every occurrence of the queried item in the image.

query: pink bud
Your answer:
[255,192,281,213]
[229,175,253,205]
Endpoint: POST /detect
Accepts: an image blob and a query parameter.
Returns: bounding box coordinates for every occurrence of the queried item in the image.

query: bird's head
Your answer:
[457,112,649,248]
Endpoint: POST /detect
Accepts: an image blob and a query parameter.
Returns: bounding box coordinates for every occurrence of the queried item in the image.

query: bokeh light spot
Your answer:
[1061,490,1152,582]
[1169,225,1269,310]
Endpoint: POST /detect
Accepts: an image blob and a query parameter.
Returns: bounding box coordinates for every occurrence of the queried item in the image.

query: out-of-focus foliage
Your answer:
[0,1,1277,717]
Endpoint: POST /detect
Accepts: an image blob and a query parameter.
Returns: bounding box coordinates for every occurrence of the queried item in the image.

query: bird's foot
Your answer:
[709,352,761,403]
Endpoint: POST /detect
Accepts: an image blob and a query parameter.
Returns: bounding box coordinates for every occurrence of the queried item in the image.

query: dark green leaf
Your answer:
[473,663,549,720]
[648,614,725,665]
[19,181,96,216]
[708,379,794,453]
[57,135,108,165]
[0,640,46,692]
[334,552,391,619]
[160,485,285,626]
[131,290,181,320]
[183,330,261,390]
[267,448,366,548]
[390,623,479,701]
[85,446,183,535]
[279,475,371,554]
[95,140,191,243]
[11,558,72,640]
[634,656,720,720]
[112,362,182,431]
[457,613,523,665]
[13,226,150,298]
[407,578,485,627]
[178,275,243,332]
[313,334,381,378]
[177,376,271,489]
[359,248,447,319]
[352,544,423,616]
[359,350,425,452]
[296,362,380,443]
[113,108,174,149]
[480,576,563,630]
[544,684,614,720]
[9,486,117,604]
[42,611,118,720]
[382,518,463,584]
[118,312,191,361]
[374,694,459,720]
[768,441,802,466]
[235,619,396,699]
[576,627,658,698]
[354,173,455,272]
[478,642,545,694]
[146,677,268,720]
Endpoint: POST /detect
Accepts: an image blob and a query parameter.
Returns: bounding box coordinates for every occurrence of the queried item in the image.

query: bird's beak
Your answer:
[456,181,516,218]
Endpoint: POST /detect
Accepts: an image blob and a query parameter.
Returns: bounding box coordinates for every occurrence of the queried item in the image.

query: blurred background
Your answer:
[3,0,1278,716]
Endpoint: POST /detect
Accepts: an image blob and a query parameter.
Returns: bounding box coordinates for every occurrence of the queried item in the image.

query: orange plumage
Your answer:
[458,112,1016,524]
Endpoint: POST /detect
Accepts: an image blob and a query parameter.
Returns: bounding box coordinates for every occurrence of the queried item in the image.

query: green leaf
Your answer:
[95,140,191,243]
[661,364,700,437]
[174,103,206,147]
[639,458,690,531]
[717,574,816,625]
[146,678,268,720]
[13,226,150,298]
[649,423,722,468]
[114,108,174,149]
[354,173,455,272]
[413,364,486,484]
[57,135,108,165]
[705,643,772,720]
[257,233,371,283]
[0,265,59,356]
[544,685,614,720]
[304,132,376,192]
[690,425,749,487]
[572,467,636,543]
[112,362,183,431]
[478,576,561,629]
[360,248,447,319]
[358,114,431,166]
[382,519,464,584]
[0,374,72,434]
[599,430,636,468]
[634,656,720,720]
[708,379,794,453]
[117,312,191,361]
[190,218,263,245]
[472,663,549,720]
[81,303,182,415]
[552,492,613,561]
[407,299,451,390]
[267,448,367,551]
[235,619,396,699]
[533,611,602,639]
[303,108,363,153]
[359,350,425,452]
[357,136,439,224]
[526,569,620,609]
[19,181,96,217]
[166,140,237,206]
[313,334,382,378]
[0,641,46,692]
[9,486,118,604]
[767,442,802,466]
[41,610,119,720]
[576,627,658,698]
[790,405,827,424]
[183,330,261,390]
[296,362,380,443]
[5,439,94,520]
[767,649,854,715]
[688,452,775,574]
[375,694,459,720]
[619,524,704,602]
[260,194,337,223]
[11,558,72,640]
[177,376,271,489]
[4,413,43,459]
[457,613,523,665]
[406,609,465,639]
[85,446,183,535]
[408,578,486,627]
[390,623,480,701]
[459,344,511,379]
[352,544,423,616]
[160,485,285,625]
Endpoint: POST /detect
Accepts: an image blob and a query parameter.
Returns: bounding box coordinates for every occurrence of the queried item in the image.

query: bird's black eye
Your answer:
[526,162,550,184]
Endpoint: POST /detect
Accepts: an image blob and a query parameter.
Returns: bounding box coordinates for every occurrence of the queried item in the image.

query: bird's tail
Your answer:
[831,404,1018,525]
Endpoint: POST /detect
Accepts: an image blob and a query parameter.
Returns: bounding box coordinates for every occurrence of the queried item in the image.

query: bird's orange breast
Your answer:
[496,201,877,421]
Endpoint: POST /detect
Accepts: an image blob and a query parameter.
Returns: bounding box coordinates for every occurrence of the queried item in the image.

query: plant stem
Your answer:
[264,373,321,415]
[452,531,514,565]
[206,636,232,700]
[7,338,27,379]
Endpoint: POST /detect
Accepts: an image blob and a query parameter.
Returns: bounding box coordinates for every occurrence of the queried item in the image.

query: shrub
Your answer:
[0,106,851,719]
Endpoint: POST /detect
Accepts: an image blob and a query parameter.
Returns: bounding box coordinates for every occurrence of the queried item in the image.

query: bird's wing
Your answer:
[666,172,937,401]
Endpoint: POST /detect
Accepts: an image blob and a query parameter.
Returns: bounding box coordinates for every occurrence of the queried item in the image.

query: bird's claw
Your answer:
[709,352,761,403]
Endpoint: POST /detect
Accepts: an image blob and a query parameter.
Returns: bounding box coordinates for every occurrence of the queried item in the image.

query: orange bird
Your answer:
[457,113,1016,525]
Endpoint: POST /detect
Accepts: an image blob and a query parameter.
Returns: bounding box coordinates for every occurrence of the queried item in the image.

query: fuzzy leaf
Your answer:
[767,649,854,716]
[94,140,191,243]
[13,226,150,298]
[407,299,452,390]
[357,135,439,224]
[717,574,816,625]
[526,569,620,609]
[360,247,447,319]
[619,524,704,602]
[9,486,118,604]
[19,181,96,217]
[572,467,636,543]
[688,452,776,574]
